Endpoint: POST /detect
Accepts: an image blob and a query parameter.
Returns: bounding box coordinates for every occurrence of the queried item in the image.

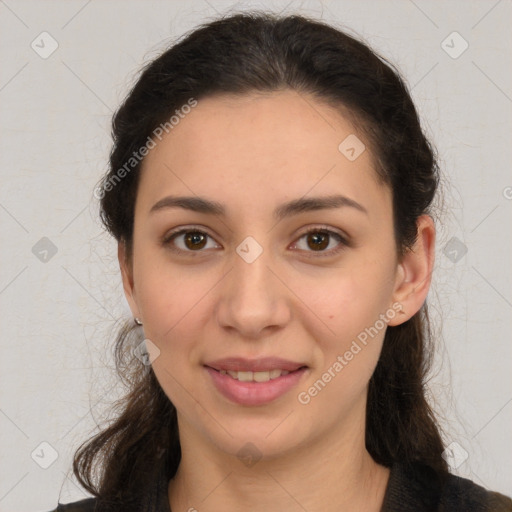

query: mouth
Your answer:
[205,356,308,373]
[208,367,308,383]
[204,359,309,406]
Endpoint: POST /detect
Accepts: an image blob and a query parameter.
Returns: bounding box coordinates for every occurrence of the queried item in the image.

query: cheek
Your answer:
[134,253,212,340]
[295,270,391,413]
[133,258,217,388]
[138,270,207,409]
[294,258,396,397]
[298,257,395,333]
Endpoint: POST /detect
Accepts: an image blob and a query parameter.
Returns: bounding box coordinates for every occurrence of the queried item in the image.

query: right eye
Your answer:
[162,227,221,254]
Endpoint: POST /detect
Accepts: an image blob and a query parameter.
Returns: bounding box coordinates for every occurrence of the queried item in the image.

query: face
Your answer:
[120,90,427,461]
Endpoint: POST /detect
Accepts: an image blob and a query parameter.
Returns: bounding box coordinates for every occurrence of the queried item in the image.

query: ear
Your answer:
[118,240,141,319]
[387,214,435,326]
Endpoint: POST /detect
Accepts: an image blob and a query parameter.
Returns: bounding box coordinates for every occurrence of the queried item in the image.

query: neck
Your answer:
[168,408,390,512]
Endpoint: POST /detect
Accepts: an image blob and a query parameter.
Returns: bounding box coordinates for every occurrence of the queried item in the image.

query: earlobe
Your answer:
[387,215,435,326]
[118,241,140,319]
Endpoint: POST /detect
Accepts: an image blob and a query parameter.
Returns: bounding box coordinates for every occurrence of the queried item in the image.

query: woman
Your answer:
[50,11,511,512]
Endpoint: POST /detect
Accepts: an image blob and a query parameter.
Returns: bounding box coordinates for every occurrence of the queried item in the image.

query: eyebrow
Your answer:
[149,194,368,220]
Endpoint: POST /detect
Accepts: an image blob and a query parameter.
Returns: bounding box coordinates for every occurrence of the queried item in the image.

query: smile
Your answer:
[220,369,290,382]
[205,365,308,406]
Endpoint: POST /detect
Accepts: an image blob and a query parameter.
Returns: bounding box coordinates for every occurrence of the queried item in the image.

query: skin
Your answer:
[119,89,435,512]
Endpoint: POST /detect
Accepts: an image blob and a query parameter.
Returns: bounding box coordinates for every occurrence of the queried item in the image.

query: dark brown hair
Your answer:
[74,11,447,509]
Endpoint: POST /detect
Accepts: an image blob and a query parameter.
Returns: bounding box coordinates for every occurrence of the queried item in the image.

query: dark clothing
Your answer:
[380,463,511,511]
[50,463,512,511]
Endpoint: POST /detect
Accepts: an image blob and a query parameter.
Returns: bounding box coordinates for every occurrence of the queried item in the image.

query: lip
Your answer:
[205,363,308,406]
[205,357,307,372]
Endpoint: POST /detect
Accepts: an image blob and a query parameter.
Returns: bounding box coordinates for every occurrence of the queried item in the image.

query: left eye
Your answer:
[292,228,347,255]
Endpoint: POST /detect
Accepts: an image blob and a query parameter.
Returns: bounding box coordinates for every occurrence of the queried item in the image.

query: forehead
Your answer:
[136,90,390,220]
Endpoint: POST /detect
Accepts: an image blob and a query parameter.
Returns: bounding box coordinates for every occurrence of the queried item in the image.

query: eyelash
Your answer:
[161,225,349,258]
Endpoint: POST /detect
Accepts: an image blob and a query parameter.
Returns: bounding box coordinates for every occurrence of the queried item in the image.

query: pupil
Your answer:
[309,232,328,251]
[186,232,206,250]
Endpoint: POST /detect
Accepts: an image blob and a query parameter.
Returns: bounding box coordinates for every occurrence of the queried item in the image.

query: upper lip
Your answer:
[205,357,308,372]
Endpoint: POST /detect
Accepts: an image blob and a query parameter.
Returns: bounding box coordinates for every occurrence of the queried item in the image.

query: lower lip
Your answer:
[205,366,308,406]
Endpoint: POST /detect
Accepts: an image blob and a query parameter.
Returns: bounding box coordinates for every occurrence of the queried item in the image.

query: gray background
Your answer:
[0,0,511,510]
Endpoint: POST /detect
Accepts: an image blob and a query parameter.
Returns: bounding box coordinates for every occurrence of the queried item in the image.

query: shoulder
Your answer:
[47,497,97,512]
[383,462,512,511]
[440,472,512,511]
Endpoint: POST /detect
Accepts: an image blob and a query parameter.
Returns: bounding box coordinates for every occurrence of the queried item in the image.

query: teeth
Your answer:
[221,369,291,382]
[236,371,253,382]
[269,369,284,379]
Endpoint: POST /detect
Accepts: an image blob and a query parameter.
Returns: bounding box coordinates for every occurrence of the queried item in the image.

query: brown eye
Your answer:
[163,229,219,253]
[184,231,207,250]
[306,231,330,251]
[293,228,347,257]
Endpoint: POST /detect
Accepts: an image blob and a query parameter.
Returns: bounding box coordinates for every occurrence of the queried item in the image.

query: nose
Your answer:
[215,244,291,339]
